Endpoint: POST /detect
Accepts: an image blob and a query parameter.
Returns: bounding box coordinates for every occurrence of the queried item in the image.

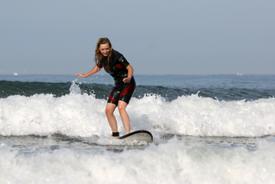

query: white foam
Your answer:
[0,93,275,137]
[0,139,275,184]
[129,94,275,137]
[69,79,82,95]
[0,94,108,136]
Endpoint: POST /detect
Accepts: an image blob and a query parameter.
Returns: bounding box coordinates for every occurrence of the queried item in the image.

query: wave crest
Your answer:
[1,93,275,137]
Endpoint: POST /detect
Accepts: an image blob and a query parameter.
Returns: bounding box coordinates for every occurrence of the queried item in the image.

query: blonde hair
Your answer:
[95,37,112,65]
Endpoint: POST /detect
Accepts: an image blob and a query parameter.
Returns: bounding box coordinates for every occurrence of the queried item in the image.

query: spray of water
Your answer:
[69,79,81,95]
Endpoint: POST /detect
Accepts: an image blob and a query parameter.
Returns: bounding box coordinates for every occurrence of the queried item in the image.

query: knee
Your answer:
[105,107,114,116]
[117,104,126,112]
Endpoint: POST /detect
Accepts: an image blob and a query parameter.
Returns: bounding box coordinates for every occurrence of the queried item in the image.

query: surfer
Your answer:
[76,37,136,137]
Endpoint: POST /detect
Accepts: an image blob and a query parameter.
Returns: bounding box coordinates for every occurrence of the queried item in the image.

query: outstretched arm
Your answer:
[76,65,101,78]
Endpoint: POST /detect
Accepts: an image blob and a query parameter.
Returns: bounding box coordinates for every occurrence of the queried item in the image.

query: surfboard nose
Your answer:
[119,130,153,143]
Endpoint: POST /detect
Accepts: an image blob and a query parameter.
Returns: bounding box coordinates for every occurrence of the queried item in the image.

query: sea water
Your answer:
[0,74,275,184]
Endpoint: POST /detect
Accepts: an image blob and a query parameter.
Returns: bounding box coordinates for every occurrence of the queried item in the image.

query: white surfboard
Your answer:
[72,130,153,146]
[119,130,153,143]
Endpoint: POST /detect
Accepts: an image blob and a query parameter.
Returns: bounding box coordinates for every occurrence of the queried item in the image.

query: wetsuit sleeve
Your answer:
[118,55,129,67]
[96,60,103,68]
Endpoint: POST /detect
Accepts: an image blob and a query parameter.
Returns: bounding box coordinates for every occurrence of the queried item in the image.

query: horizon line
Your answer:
[1,73,275,76]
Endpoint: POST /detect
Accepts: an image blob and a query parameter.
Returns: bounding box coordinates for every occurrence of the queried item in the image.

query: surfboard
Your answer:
[119,130,153,143]
[59,130,153,146]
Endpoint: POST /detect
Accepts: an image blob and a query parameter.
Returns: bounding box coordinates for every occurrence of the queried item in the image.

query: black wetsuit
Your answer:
[97,50,136,106]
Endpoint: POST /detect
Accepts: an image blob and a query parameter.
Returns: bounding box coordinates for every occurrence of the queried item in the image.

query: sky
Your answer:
[0,0,274,75]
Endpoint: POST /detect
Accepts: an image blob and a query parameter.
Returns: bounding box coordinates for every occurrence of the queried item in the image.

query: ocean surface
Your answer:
[0,74,275,184]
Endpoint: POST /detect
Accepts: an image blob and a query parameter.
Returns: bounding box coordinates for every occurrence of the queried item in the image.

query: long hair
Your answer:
[95,37,112,66]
